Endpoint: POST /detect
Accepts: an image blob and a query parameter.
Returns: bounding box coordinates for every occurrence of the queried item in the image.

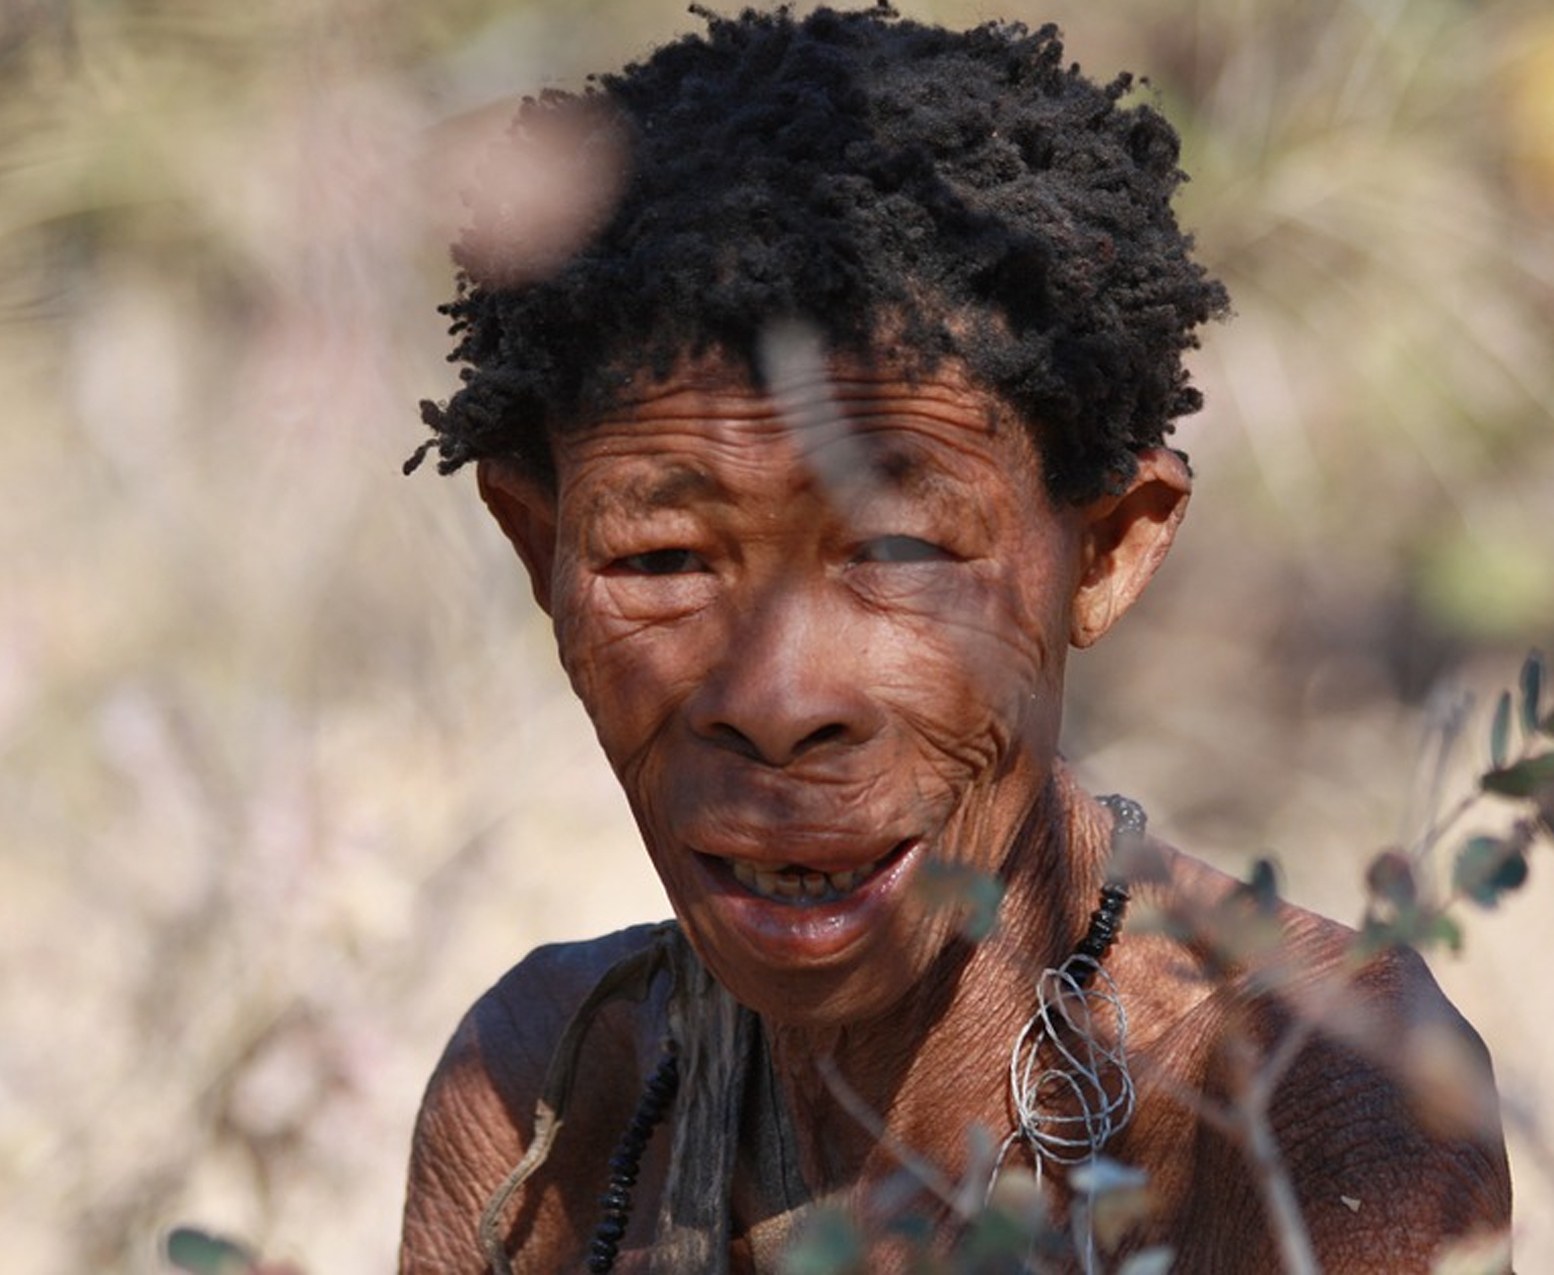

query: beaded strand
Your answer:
[1069,882,1130,985]
[586,1045,680,1273]
[1071,793,1143,985]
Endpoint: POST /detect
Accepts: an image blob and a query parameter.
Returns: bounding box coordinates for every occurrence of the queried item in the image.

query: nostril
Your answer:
[795,722,848,754]
[697,718,855,766]
[704,721,763,760]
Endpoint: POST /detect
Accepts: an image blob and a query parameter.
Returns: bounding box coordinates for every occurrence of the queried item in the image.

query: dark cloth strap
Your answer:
[479,924,804,1275]
[479,923,677,1274]
[647,932,750,1272]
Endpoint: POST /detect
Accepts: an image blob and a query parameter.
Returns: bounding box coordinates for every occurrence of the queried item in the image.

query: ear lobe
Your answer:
[1070,448,1192,649]
[477,459,560,615]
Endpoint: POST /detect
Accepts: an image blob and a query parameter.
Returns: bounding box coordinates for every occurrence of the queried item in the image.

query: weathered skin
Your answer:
[400,360,1511,1273]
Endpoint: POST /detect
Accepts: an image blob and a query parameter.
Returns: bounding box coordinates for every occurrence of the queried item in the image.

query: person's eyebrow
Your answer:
[827,439,964,510]
[799,434,993,542]
[583,464,728,519]
[870,444,934,490]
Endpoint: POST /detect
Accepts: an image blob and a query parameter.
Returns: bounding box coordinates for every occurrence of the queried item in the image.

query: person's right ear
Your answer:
[476,459,559,616]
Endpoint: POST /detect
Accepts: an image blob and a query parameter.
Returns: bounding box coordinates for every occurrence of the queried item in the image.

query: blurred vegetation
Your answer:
[0,0,1550,1272]
[768,661,1554,1272]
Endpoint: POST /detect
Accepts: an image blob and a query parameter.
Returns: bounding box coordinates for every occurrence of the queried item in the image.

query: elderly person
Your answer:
[399,7,1510,1272]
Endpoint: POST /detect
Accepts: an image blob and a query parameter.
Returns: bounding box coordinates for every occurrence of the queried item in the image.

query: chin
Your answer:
[679,905,964,1031]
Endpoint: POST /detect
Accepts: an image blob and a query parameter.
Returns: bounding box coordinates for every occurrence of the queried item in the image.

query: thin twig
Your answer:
[1408,787,1479,868]
[1235,1075,1322,1275]
[1409,692,1474,867]
[815,1053,965,1217]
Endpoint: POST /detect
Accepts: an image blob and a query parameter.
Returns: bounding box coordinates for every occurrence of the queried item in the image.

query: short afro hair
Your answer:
[409,3,1229,504]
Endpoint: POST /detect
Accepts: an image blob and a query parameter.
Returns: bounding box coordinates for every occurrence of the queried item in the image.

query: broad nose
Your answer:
[685,584,883,767]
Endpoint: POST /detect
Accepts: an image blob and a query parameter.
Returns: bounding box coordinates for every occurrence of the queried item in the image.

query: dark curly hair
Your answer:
[408,3,1229,504]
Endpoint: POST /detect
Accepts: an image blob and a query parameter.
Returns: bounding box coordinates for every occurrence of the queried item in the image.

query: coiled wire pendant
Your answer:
[1001,794,1142,1177]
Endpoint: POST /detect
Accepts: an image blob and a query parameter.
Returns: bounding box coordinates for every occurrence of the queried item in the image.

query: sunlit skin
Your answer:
[402,356,1512,1274]
[475,357,1191,1218]
[497,365,1133,1021]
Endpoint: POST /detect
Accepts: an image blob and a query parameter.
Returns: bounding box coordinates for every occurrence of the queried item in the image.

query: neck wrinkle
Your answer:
[752,766,1110,1209]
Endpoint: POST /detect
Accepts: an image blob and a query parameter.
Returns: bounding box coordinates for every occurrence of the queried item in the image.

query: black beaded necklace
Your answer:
[586,1044,681,1273]
[1074,793,1142,985]
[1068,882,1130,987]
[583,794,1140,1272]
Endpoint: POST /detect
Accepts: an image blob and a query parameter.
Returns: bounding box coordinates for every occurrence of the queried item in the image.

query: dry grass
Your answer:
[2,1,1550,1270]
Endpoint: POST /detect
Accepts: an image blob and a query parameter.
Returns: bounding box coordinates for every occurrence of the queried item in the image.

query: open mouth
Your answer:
[717,839,912,906]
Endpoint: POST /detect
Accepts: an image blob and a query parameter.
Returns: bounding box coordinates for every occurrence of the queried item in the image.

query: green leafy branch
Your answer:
[163,1228,304,1275]
[1362,650,1554,955]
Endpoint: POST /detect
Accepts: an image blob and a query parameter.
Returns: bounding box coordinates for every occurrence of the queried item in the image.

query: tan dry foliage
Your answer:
[1,1,1550,1272]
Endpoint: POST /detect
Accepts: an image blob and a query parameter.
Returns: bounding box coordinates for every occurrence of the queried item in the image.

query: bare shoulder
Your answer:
[1130,844,1512,1271]
[399,923,671,1275]
[1262,908,1512,1271]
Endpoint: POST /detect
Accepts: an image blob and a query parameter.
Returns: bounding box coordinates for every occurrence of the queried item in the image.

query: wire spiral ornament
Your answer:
[1007,955,1135,1173]
[996,794,1143,1187]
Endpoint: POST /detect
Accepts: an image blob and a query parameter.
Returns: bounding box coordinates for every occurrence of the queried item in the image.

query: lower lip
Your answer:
[694,839,922,964]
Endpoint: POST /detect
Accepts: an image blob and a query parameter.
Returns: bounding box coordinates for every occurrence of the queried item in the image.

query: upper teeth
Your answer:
[729,858,876,902]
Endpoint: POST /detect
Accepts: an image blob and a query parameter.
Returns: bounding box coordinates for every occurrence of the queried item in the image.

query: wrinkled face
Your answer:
[497,363,1109,1027]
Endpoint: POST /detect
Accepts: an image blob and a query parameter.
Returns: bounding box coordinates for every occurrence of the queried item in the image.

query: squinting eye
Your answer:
[855,535,949,565]
[615,548,707,576]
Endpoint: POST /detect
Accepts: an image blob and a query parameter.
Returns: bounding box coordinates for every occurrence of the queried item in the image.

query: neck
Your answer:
[752,768,1112,1208]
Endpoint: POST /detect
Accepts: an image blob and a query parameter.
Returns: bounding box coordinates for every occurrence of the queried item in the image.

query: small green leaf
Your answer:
[1452,835,1500,898]
[1376,905,1465,954]
[1520,650,1546,738]
[1243,857,1281,913]
[1495,850,1529,894]
[1490,690,1512,769]
[1357,912,1396,955]
[1426,912,1465,954]
[164,1228,257,1275]
[956,1197,1042,1261]
[1481,753,1554,798]
[963,874,1004,941]
[779,1206,865,1275]
[880,1209,933,1244]
[1452,836,1529,907]
[983,1167,1048,1236]
[1365,850,1417,908]
[913,862,1004,941]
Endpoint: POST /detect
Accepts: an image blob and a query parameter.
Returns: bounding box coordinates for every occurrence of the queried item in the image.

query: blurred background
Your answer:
[1,0,1550,1270]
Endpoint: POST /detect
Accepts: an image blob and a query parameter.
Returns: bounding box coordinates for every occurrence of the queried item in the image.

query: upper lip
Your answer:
[687,830,910,876]
[667,760,931,874]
